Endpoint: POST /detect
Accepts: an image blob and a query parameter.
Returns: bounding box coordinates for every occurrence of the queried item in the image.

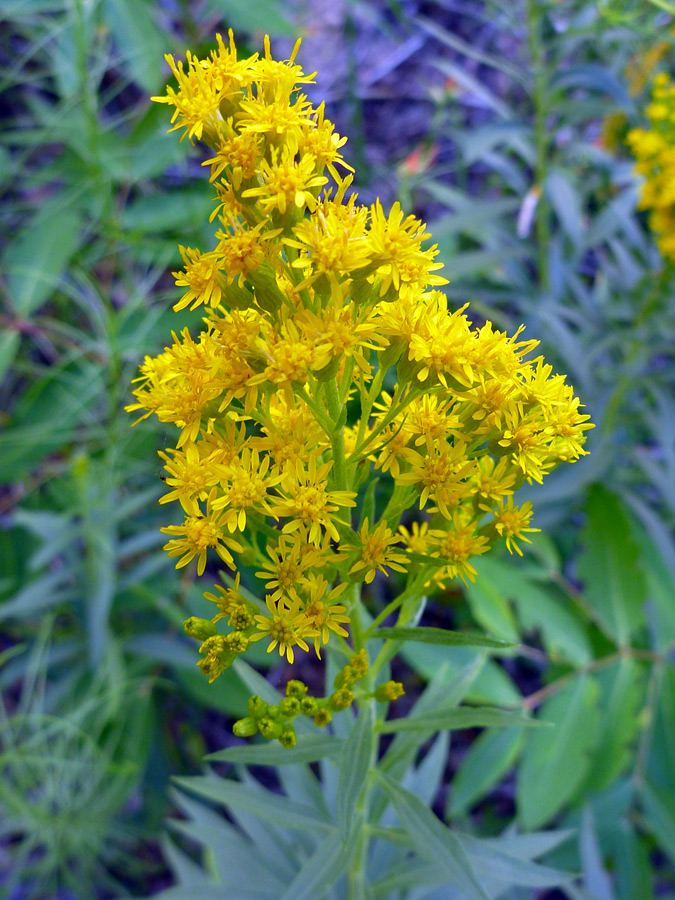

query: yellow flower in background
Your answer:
[129,32,592,705]
[628,72,675,261]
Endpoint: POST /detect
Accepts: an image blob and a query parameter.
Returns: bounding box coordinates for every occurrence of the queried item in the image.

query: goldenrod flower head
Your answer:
[130,34,592,722]
[348,518,409,584]
[628,72,675,260]
[250,594,316,664]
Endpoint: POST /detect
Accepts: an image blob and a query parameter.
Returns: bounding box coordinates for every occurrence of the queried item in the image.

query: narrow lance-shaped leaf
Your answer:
[373,625,514,649]
[517,675,600,830]
[336,702,376,841]
[206,735,343,766]
[379,705,537,735]
[375,771,490,900]
[577,486,646,644]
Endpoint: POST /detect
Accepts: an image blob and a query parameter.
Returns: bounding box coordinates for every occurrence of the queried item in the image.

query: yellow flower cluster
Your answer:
[628,72,675,261]
[129,34,592,678]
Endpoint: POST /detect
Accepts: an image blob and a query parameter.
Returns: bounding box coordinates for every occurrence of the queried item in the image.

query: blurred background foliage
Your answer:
[2,0,675,897]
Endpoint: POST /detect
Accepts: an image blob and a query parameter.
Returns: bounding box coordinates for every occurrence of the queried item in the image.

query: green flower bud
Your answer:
[330,688,354,711]
[299,696,318,716]
[279,697,301,718]
[286,680,308,699]
[183,617,218,641]
[259,716,283,740]
[233,717,258,737]
[279,726,297,749]
[313,708,332,728]
[248,695,269,719]
[334,666,357,689]
[375,680,405,703]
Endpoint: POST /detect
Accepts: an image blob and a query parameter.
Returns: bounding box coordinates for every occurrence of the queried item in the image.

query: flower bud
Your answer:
[330,688,354,711]
[375,681,405,703]
[279,697,301,718]
[313,708,332,728]
[183,617,217,641]
[259,716,283,740]
[233,717,258,737]
[299,696,317,716]
[286,680,308,699]
[279,726,297,749]
[248,695,269,719]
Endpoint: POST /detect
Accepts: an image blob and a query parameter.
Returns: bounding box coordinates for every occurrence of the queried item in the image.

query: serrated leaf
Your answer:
[374,625,514,649]
[375,772,490,900]
[379,705,535,735]
[448,726,524,816]
[336,703,375,841]
[578,486,647,644]
[206,735,343,766]
[517,675,600,829]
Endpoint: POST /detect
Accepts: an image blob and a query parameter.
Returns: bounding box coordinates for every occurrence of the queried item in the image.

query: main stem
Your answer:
[348,588,376,900]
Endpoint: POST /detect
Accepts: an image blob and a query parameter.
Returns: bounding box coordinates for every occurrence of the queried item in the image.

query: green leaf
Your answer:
[648,665,675,793]
[641,783,675,866]
[579,807,616,900]
[402,644,522,706]
[0,359,103,483]
[100,0,166,92]
[517,675,601,829]
[612,822,655,900]
[204,0,293,36]
[206,735,343,766]
[545,169,585,250]
[465,558,521,642]
[173,775,333,834]
[279,830,357,900]
[512,577,592,666]
[448,726,524,817]
[379,660,482,783]
[378,705,536,735]
[579,659,645,796]
[458,833,571,890]
[336,703,376,841]
[577,486,646,644]
[4,201,82,316]
[375,772,490,900]
[374,625,514,649]
[120,189,215,235]
[0,332,20,384]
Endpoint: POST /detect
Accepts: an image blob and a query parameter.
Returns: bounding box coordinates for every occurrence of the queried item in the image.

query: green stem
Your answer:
[326,378,348,493]
[347,590,376,900]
